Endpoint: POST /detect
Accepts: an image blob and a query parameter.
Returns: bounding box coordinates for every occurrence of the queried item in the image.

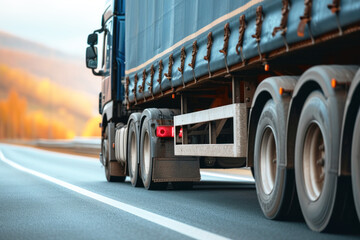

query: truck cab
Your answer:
[86,0,127,130]
[86,0,132,182]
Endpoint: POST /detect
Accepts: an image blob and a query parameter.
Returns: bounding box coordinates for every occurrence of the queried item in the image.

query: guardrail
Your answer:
[35,137,101,155]
[3,138,101,156]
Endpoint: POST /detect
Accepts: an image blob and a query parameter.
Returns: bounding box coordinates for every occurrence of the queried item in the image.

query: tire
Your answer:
[352,107,360,222]
[103,127,126,182]
[140,118,167,190]
[254,99,297,220]
[127,120,143,187]
[295,91,355,232]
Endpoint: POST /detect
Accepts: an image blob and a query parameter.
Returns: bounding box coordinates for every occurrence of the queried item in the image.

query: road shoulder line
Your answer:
[0,150,229,240]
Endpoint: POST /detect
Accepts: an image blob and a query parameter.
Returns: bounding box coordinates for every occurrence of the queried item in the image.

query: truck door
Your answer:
[101,18,113,108]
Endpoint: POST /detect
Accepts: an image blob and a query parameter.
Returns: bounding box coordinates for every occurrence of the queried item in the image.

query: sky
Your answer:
[0,0,105,58]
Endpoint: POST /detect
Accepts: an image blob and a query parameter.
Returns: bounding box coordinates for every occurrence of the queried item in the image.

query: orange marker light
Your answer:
[331,78,337,88]
[279,87,284,95]
[264,64,270,72]
[172,94,175,99]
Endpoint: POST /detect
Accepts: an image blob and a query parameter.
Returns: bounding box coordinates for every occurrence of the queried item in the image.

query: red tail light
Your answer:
[156,126,174,138]
[179,128,183,138]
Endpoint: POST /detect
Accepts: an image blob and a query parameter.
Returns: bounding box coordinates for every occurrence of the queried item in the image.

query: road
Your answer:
[0,143,359,240]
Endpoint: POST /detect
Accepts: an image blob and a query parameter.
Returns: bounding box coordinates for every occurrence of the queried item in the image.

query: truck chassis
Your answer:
[86,0,360,232]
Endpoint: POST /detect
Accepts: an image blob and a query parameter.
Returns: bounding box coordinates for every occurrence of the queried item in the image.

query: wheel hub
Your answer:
[143,132,151,176]
[302,122,325,201]
[103,139,108,166]
[130,132,137,176]
[260,126,277,195]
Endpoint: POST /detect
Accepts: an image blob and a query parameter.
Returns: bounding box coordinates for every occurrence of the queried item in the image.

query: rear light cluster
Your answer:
[155,126,183,138]
[156,126,174,138]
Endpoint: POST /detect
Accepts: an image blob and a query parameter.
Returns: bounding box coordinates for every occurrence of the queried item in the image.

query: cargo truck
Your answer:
[85,0,360,232]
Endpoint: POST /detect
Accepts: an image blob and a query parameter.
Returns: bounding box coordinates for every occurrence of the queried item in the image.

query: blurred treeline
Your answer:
[0,64,101,139]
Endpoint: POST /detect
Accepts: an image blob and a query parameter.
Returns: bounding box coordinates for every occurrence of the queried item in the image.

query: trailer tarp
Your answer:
[124,0,360,103]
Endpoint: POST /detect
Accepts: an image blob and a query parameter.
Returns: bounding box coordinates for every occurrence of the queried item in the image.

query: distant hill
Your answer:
[0,31,99,97]
[0,31,101,138]
[0,30,77,61]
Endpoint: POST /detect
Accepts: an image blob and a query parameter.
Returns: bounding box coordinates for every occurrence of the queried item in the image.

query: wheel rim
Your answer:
[260,126,277,195]
[302,122,325,201]
[352,110,360,221]
[104,139,108,165]
[130,132,137,176]
[143,132,151,176]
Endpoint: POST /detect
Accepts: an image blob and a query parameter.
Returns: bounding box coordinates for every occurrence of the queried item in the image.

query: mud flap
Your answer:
[108,122,116,162]
[109,161,126,177]
[152,157,200,183]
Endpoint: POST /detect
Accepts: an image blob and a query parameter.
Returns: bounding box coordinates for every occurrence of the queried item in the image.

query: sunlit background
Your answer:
[0,0,105,139]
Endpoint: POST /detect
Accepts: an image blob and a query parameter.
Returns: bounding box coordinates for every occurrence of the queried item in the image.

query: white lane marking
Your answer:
[0,151,230,240]
[201,171,254,183]
[125,0,264,75]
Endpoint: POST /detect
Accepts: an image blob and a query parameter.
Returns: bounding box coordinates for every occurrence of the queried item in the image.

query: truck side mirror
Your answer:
[87,33,98,45]
[86,46,98,69]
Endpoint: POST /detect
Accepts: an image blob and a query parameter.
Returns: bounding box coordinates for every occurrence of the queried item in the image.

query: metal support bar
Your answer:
[181,94,188,144]
[189,122,206,131]
[174,103,247,158]
[209,121,216,144]
[244,80,257,108]
[216,119,227,137]
[232,76,242,104]
[181,94,187,114]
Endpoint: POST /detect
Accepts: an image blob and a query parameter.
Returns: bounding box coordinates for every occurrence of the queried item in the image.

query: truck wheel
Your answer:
[295,91,352,232]
[127,121,142,187]
[352,108,360,222]
[140,118,167,190]
[103,127,126,182]
[254,100,295,219]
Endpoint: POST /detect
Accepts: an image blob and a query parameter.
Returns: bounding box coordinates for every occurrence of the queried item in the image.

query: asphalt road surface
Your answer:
[0,143,359,240]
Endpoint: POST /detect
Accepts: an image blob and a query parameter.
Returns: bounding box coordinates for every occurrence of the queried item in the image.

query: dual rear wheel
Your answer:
[140,119,168,190]
[127,120,143,187]
[254,99,297,220]
[294,91,339,232]
[295,90,359,232]
[127,118,167,190]
[255,89,358,232]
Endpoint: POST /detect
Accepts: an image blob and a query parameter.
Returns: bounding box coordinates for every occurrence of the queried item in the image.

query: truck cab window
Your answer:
[102,19,113,74]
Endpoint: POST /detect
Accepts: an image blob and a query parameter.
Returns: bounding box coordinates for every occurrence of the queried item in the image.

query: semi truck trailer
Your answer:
[85,0,360,232]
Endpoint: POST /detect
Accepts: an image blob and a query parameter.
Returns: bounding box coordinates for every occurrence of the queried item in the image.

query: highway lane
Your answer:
[0,143,359,240]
